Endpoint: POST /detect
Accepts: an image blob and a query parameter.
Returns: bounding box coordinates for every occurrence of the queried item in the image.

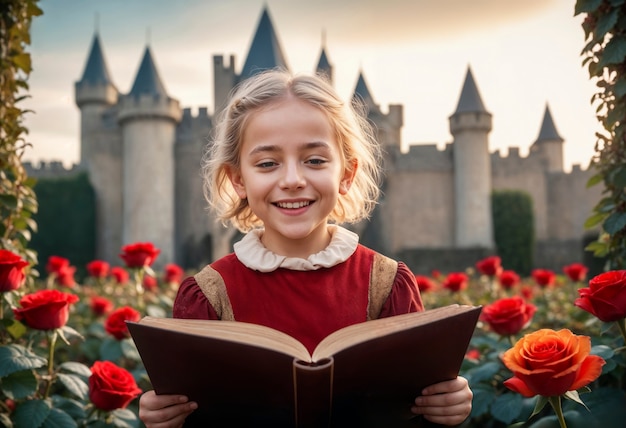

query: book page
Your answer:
[136,317,312,362]
[312,305,477,361]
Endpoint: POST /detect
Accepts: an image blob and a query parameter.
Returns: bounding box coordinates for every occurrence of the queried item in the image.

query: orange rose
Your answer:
[502,329,605,397]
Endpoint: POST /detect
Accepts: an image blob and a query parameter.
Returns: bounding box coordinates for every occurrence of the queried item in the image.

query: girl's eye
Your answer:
[256,161,277,168]
[307,158,327,166]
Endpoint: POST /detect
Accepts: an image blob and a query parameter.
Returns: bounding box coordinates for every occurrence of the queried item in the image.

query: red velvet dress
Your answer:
[173,244,424,354]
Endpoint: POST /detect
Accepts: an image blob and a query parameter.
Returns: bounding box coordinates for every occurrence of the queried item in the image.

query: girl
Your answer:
[139,70,472,427]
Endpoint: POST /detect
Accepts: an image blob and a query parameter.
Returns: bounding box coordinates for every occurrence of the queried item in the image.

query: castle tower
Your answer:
[449,66,494,248]
[315,32,333,84]
[75,33,122,263]
[529,103,564,172]
[118,46,182,267]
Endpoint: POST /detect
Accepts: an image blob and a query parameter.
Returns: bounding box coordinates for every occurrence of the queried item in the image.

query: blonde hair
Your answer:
[202,69,382,232]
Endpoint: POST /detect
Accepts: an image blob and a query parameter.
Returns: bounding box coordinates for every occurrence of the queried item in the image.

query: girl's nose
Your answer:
[280,162,306,189]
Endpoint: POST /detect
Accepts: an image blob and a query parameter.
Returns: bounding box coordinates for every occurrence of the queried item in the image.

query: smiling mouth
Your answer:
[275,201,311,209]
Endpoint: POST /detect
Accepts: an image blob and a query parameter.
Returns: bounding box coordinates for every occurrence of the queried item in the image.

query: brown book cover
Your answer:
[127,304,481,428]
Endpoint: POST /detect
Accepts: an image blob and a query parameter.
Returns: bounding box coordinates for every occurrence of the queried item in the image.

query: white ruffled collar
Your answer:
[233,225,359,272]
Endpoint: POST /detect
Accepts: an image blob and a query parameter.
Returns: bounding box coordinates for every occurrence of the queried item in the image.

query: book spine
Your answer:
[293,357,334,428]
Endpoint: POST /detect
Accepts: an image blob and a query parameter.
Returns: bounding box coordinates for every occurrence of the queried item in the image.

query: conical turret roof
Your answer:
[240,7,289,80]
[128,46,168,98]
[453,66,487,114]
[352,71,379,113]
[316,48,331,73]
[534,103,564,144]
[79,33,113,86]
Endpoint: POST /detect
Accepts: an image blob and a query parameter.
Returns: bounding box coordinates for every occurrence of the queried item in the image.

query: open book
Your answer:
[127,304,481,428]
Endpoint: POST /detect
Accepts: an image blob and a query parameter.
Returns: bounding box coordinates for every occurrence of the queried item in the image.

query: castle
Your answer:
[25,7,602,273]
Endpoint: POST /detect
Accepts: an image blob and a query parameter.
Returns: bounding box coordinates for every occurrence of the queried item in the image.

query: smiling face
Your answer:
[228,95,355,258]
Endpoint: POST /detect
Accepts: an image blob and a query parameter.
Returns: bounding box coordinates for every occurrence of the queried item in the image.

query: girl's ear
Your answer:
[339,159,358,195]
[227,166,247,199]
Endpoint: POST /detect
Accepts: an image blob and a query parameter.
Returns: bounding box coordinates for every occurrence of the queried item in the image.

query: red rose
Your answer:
[164,263,184,285]
[111,267,129,285]
[56,264,76,288]
[481,296,537,336]
[89,361,142,411]
[0,249,29,292]
[414,275,436,292]
[442,272,468,292]
[465,349,480,361]
[105,306,141,340]
[502,329,605,397]
[46,255,70,276]
[563,263,588,283]
[87,260,110,278]
[476,256,503,277]
[575,270,626,322]
[531,269,556,288]
[90,296,114,316]
[498,270,520,290]
[142,274,158,291]
[119,242,160,268]
[14,289,79,330]
[521,285,534,300]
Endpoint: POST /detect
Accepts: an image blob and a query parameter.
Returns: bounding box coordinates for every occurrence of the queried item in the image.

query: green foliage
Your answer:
[492,190,535,275]
[577,0,626,269]
[0,0,42,270]
[30,173,96,279]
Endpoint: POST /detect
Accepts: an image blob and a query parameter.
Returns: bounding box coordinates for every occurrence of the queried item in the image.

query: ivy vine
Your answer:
[0,0,42,271]
[576,0,626,269]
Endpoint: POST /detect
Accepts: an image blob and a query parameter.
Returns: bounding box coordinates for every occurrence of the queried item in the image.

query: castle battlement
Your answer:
[178,106,213,141]
[117,94,182,124]
[74,81,118,107]
[24,161,81,178]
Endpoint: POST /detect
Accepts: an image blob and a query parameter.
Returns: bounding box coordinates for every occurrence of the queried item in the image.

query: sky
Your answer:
[22,0,598,172]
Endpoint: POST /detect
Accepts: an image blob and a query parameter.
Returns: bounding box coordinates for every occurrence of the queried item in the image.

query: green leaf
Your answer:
[595,8,619,40]
[50,396,87,422]
[41,408,78,428]
[468,387,495,418]
[584,212,607,228]
[13,399,50,428]
[59,361,92,378]
[603,211,626,234]
[600,35,626,66]
[1,369,38,399]
[609,166,626,188]
[0,344,47,377]
[121,338,141,361]
[3,318,27,339]
[591,344,615,359]
[99,338,123,361]
[0,194,18,209]
[110,408,139,427]
[0,413,12,428]
[491,392,523,424]
[530,395,549,419]
[586,172,604,187]
[57,373,89,401]
[464,361,502,385]
[575,0,603,14]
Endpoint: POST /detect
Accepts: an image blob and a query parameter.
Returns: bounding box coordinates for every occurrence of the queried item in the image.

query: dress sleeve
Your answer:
[379,261,424,317]
[172,276,220,320]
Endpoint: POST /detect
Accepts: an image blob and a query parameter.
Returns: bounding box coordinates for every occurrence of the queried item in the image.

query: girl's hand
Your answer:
[139,390,198,428]
[410,376,472,426]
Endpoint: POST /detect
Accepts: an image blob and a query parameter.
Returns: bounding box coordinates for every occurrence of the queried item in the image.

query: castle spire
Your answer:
[315,30,333,83]
[78,33,114,87]
[352,70,379,114]
[240,6,289,80]
[534,103,564,144]
[453,66,487,114]
[128,46,168,98]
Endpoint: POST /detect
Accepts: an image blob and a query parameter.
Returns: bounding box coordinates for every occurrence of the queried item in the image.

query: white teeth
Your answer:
[276,201,311,209]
